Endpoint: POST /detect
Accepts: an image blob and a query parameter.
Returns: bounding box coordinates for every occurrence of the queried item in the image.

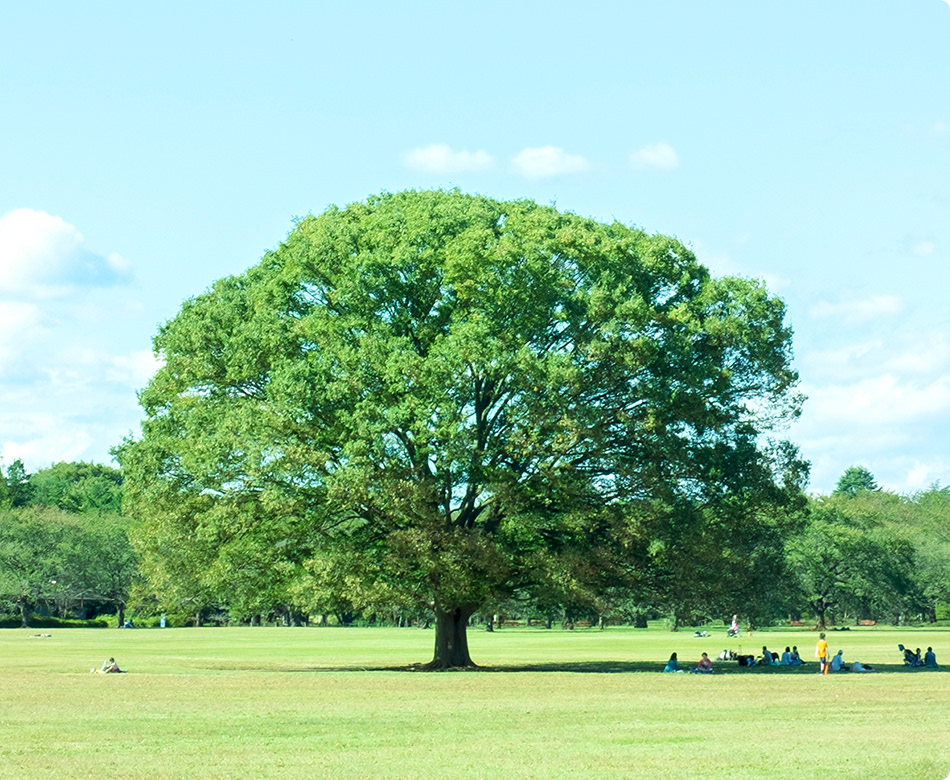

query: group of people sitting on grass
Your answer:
[663,651,714,674]
[662,651,716,674]
[667,643,940,674]
[899,644,938,668]
[755,645,804,666]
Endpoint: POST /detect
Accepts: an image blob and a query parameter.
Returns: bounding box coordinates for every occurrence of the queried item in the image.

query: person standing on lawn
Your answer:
[815,632,829,675]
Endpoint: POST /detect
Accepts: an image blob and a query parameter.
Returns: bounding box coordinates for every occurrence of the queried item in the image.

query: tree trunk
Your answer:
[427,605,477,669]
[814,599,827,630]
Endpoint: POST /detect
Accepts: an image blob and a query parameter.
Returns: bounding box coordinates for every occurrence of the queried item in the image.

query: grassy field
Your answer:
[2,624,948,779]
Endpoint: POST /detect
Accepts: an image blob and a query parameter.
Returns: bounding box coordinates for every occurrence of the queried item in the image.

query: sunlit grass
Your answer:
[2,625,947,778]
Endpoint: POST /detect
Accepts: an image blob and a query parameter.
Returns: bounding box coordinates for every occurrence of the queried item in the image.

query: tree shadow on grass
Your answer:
[214,661,949,674]
[477,661,950,675]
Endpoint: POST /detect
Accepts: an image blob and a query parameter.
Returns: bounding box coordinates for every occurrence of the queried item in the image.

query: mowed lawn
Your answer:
[2,625,948,779]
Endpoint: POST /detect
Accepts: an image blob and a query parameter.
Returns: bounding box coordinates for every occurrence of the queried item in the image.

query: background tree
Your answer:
[786,491,921,627]
[833,465,878,497]
[120,190,803,667]
[0,507,66,626]
[0,461,137,627]
[61,513,138,625]
[30,462,124,514]
[4,459,33,508]
[894,484,950,622]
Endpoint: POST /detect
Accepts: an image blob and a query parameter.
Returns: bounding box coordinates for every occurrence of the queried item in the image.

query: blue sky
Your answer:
[1,1,949,494]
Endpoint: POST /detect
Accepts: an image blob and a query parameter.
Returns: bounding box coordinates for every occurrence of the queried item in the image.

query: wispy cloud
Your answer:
[909,240,937,256]
[402,144,493,174]
[106,349,163,386]
[793,309,950,494]
[629,142,679,170]
[805,374,950,428]
[0,301,41,375]
[794,370,950,493]
[809,294,903,323]
[512,146,589,178]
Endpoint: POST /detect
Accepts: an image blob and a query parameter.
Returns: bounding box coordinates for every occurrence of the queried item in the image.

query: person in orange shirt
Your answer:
[815,632,829,675]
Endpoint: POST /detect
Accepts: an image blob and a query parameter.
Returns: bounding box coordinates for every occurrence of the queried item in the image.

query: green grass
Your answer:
[2,624,948,778]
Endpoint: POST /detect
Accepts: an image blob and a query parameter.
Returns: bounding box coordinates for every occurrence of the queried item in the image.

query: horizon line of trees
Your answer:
[2,459,948,630]
[0,460,135,627]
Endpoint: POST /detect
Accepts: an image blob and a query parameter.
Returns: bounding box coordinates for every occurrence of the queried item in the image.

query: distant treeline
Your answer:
[1,461,948,629]
[0,460,133,626]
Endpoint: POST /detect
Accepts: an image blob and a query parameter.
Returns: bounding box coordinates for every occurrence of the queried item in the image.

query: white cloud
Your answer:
[0,209,144,470]
[792,371,950,494]
[402,144,493,173]
[629,142,679,170]
[0,415,94,468]
[809,294,903,323]
[512,146,589,178]
[804,374,950,428]
[0,301,43,379]
[882,336,950,376]
[909,240,936,257]
[107,250,132,273]
[0,208,130,296]
[905,461,932,490]
[106,349,163,387]
[0,209,82,295]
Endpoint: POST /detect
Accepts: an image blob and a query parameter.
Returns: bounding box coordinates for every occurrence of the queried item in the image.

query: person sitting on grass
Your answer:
[758,645,774,666]
[898,644,919,665]
[92,657,123,674]
[780,646,792,665]
[830,649,849,672]
[692,652,713,674]
[664,652,682,673]
[718,649,736,661]
[924,647,937,668]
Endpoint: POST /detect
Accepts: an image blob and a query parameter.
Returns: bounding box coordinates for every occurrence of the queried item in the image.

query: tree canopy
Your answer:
[786,491,921,628]
[29,461,124,514]
[119,190,804,666]
[833,465,879,497]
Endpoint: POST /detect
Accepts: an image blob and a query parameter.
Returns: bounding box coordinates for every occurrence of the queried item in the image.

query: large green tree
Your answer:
[119,190,802,667]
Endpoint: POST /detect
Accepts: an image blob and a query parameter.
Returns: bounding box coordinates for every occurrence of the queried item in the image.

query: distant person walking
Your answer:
[815,632,829,675]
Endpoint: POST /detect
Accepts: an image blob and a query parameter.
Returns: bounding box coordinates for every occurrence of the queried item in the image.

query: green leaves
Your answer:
[121,190,803,650]
[787,491,923,626]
